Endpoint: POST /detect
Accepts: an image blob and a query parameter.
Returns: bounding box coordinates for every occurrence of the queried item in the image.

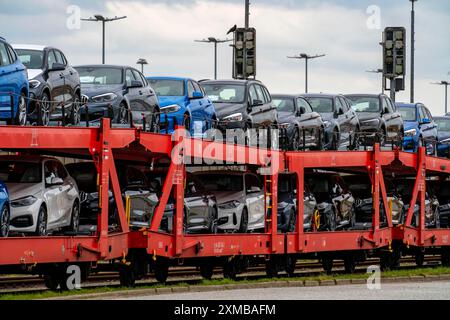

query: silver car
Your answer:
[194,171,265,233]
[0,156,80,235]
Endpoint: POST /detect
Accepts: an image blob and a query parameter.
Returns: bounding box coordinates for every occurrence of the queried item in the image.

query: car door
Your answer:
[419,105,436,142]
[43,160,62,227]
[55,161,77,225]
[46,50,65,108]
[382,97,397,139]
[0,42,17,115]
[424,107,438,140]
[244,173,265,229]
[335,97,350,144]
[184,175,210,229]
[296,97,320,145]
[124,69,142,114]
[198,82,215,130]
[191,80,208,133]
[53,50,72,107]
[247,84,261,127]
[254,84,272,127]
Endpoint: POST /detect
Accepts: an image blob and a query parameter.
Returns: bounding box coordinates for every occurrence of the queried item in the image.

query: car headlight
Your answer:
[404,128,417,137]
[11,196,37,207]
[161,104,181,114]
[91,93,118,103]
[222,113,243,122]
[278,202,289,210]
[324,121,332,128]
[29,80,41,89]
[218,200,241,210]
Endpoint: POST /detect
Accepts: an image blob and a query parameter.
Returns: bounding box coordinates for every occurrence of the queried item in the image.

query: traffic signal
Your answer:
[382,27,406,79]
[233,28,256,79]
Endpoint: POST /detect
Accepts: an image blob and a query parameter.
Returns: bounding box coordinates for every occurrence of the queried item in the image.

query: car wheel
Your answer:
[65,202,80,233]
[327,208,337,231]
[15,92,27,126]
[0,205,10,238]
[70,96,81,126]
[378,128,387,147]
[118,102,131,125]
[351,128,360,150]
[39,92,51,127]
[330,130,339,150]
[238,208,249,233]
[287,209,296,232]
[209,207,218,234]
[35,206,48,236]
[150,113,160,133]
[183,114,191,133]
[292,128,301,151]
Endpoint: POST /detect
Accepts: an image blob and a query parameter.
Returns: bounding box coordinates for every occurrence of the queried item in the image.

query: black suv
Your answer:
[272,94,324,150]
[75,65,160,129]
[14,45,81,126]
[345,94,404,146]
[201,79,278,139]
[302,94,360,150]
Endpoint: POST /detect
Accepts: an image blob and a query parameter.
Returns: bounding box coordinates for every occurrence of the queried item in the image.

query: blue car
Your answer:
[147,77,216,136]
[396,103,438,154]
[0,181,10,237]
[435,116,450,158]
[0,37,29,126]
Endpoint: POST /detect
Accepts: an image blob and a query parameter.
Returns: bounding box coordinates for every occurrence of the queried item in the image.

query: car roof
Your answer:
[344,94,382,98]
[147,76,190,82]
[434,116,450,121]
[272,94,301,99]
[396,103,420,108]
[301,93,343,99]
[0,155,55,163]
[74,64,129,70]
[12,44,49,51]
[0,36,5,42]
[200,79,262,85]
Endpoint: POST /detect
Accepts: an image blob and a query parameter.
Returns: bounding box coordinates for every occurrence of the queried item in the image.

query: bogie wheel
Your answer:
[321,255,334,275]
[344,255,357,274]
[238,208,249,233]
[415,251,425,268]
[200,261,215,280]
[119,265,136,288]
[223,257,239,280]
[154,258,170,284]
[441,248,450,267]
[380,249,401,271]
[265,257,279,278]
[44,273,62,291]
[285,255,297,277]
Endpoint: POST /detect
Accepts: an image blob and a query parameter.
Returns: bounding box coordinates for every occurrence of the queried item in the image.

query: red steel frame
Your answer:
[0,121,449,268]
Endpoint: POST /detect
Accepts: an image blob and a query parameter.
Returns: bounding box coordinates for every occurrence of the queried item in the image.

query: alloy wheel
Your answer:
[36,207,47,236]
[0,206,9,237]
[292,129,301,151]
[17,94,27,126]
[119,104,131,125]
[71,97,81,125]
[40,94,51,126]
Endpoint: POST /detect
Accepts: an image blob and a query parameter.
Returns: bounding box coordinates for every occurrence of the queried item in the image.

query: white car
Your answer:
[194,171,265,233]
[0,156,80,235]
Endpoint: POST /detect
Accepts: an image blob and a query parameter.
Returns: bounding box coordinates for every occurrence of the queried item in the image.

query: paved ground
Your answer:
[116,281,450,300]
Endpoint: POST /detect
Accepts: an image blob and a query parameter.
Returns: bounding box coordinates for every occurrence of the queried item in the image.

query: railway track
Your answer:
[0,256,442,296]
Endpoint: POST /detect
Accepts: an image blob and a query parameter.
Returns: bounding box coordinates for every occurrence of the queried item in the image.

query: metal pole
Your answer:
[390,79,396,102]
[214,41,218,80]
[410,0,416,103]
[102,20,106,64]
[305,58,309,93]
[245,0,250,28]
[445,84,448,115]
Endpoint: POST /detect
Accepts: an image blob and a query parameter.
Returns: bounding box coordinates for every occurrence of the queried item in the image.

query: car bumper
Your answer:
[403,136,418,151]
[217,205,244,231]
[79,103,118,122]
[437,143,450,157]
[9,200,41,233]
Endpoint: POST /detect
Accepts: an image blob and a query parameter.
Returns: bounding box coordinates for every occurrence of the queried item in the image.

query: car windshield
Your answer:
[346,97,380,113]
[197,174,243,192]
[66,164,97,193]
[0,161,41,183]
[273,98,295,113]
[202,84,245,103]
[76,67,123,85]
[397,107,417,121]
[436,119,450,132]
[148,79,185,96]
[279,176,293,193]
[305,97,334,113]
[15,49,44,69]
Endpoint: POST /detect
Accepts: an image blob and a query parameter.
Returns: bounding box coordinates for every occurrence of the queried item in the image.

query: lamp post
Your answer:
[195,37,232,80]
[288,53,326,93]
[410,0,418,103]
[432,81,449,115]
[81,15,127,64]
[136,58,149,74]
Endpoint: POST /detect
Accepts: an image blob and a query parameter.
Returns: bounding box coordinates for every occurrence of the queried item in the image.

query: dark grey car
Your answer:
[200,79,278,143]
[75,65,160,129]
[345,94,404,146]
[14,44,81,126]
[272,94,325,150]
[302,94,360,150]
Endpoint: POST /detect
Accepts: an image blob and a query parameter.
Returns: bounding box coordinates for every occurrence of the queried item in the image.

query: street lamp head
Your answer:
[94,15,105,21]
[300,53,308,58]
[137,58,148,65]
[208,37,217,43]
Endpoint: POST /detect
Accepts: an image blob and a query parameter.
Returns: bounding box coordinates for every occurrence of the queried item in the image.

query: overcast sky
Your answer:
[1,0,449,114]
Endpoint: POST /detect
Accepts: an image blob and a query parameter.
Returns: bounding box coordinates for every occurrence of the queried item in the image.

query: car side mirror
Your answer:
[422,118,431,124]
[190,91,204,100]
[252,99,264,107]
[47,177,64,186]
[128,80,143,88]
[335,109,344,117]
[298,106,306,116]
[247,186,261,194]
[49,63,65,72]
[382,107,389,115]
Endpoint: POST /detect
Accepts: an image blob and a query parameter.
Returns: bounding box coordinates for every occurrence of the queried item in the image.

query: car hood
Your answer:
[210,191,244,204]
[5,183,41,200]
[27,69,43,80]
[278,111,295,124]
[357,112,381,122]
[404,121,419,131]
[80,84,123,97]
[318,113,335,122]
[157,96,187,108]
[214,103,246,120]
[438,131,450,141]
